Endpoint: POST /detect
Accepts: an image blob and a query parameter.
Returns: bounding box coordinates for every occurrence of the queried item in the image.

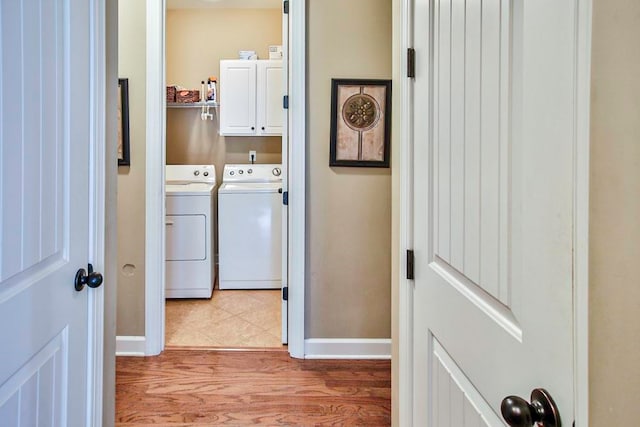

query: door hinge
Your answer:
[283,0,289,14]
[407,48,416,78]
[283,95,289,109]
[406,249,415,280]
[283,191,289,206]
[282,286,288,301]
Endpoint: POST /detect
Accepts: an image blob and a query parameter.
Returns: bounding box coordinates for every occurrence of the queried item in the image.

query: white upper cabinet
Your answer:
[257,60,284,135]
[220,59,283,136]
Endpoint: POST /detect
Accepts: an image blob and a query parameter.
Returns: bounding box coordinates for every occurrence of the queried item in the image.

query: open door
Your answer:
[407,0,588,425]
[0,0,103,423]
[280,0,290,344]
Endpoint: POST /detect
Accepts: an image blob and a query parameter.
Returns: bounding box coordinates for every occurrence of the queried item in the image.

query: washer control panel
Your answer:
[223,164,283,183]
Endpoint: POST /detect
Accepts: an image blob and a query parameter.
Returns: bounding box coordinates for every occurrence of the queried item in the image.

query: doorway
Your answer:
[163,1,286,350]
[140,0,306,358]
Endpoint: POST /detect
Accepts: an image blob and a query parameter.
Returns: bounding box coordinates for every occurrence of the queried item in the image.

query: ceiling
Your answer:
[167,0,281,9]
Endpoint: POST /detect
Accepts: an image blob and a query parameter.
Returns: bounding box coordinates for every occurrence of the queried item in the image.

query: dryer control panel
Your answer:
[166,165,216,184]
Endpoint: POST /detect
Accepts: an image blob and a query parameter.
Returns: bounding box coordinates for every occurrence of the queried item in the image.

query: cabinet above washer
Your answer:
[219,59,283,136]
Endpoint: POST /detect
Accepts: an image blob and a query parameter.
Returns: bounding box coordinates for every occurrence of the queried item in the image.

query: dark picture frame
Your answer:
[118,78,131,166]
[330,78,391,168]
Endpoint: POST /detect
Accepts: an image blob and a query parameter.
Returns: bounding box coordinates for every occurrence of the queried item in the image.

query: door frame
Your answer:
[396,0,593,425]
[144,0,167,356]
[88,0,107,423]
[143,0,306,358]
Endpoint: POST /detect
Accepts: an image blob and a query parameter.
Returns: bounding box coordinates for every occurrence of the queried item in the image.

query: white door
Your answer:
[280,0,289,344]
[411,0,580,425]
[0,0,100,424]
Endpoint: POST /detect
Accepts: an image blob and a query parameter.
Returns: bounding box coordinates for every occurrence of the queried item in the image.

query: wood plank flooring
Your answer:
[116,350,391,426]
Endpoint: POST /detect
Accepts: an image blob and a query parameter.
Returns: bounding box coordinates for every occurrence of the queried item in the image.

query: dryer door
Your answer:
[166,214,206,261]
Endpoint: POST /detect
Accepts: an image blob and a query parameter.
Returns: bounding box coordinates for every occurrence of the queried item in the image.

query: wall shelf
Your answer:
[167,101,219,109]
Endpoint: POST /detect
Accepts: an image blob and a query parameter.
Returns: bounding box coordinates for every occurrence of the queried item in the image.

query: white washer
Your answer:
[218,164,282,289]
[165,165,217,298]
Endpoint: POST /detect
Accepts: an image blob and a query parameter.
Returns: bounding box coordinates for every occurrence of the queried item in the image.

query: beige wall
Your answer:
[589,0,640,424]
[166,8,282,90]
[166,113,282,184]
[166,8,282,183]
[306,0,392,338]
[117,0,147,336]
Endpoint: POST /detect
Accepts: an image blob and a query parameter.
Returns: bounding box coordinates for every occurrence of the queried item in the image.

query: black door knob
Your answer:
[74,263,104,291]
[501,388,561,427]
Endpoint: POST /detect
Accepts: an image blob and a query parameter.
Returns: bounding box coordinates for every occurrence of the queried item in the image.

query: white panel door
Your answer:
[257,60,283,136]
[280,0,289,344]
[412,0,579,425]
[219,60,257,135]
[0,0,97,425]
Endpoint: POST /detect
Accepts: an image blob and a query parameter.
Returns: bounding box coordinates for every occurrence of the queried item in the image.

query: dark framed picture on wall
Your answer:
[118,78,131,166]
[330,78,391,168]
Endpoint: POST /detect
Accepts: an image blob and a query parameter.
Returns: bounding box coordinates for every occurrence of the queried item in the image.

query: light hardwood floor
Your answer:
[165,289,283,348]
[116,350,391,426]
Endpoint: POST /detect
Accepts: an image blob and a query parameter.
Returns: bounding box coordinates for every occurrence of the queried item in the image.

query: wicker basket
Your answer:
[176,90,200,103]
[166,86,176,103]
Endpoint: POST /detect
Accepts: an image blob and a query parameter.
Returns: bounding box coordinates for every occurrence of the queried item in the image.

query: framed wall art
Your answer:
[329,78,391,168]
[118,78,131,166]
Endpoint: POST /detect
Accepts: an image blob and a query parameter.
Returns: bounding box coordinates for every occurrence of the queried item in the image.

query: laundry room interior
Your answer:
[117,0,287,351]
[164,0,285,349]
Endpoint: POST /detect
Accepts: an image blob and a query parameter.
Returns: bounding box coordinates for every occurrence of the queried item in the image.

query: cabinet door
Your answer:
[257,60,283,135]
[219,60,257,135]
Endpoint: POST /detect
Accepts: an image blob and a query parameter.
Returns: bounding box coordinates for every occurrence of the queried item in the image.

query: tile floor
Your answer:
[165,289,283,348]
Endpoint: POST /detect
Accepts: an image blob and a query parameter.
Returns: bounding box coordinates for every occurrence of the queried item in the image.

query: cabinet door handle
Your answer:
[165,220,174,226]
[261,126,265,131]
[251,126,255,131]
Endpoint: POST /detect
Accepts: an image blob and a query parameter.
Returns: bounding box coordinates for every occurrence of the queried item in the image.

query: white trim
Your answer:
[280,0,289,346]
[398,0,415,424]
[115,336,147,357]
[573,0,592,424]
[285,0,306,359]
[87,0,106,424]
[304,339,392,360]
[145,0,166,356]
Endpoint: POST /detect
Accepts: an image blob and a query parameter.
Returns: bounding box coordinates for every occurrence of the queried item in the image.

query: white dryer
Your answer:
[165,165,217,298]
[218,164,282,289]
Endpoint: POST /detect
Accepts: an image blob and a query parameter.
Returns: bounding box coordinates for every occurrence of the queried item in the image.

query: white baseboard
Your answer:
[115,336,147,356]
[304,338,391,359]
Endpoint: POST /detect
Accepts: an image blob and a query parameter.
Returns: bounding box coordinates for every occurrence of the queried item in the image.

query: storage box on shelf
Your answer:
[176,89,201,103]
[166,85,176,103]
[219,59,283,136]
